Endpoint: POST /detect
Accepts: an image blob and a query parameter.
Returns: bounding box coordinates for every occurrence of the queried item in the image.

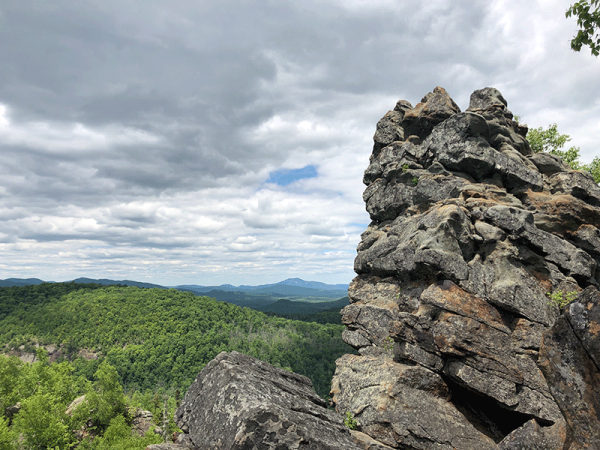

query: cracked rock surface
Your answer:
[173,351,391,450]
[332,87,600,449]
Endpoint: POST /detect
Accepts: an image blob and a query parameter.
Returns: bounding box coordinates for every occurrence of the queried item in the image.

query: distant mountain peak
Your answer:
[1,277,349,293]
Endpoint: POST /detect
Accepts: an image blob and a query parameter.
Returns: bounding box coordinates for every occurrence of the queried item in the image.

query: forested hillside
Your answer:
[1,351,167,449]
[0,283,352,398]
[0,282,354,448]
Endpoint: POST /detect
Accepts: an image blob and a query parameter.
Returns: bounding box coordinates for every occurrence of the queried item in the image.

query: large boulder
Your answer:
[174,351,391,450]
[333,86,600,449]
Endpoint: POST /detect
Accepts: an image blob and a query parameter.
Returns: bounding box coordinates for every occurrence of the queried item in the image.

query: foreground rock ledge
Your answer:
[171,351,390,450]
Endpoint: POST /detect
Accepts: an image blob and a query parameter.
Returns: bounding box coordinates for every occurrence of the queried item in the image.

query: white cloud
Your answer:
[0,103,161,153]
[0,0,598,285]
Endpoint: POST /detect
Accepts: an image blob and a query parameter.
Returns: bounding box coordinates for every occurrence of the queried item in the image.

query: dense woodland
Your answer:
[0,282,354,449]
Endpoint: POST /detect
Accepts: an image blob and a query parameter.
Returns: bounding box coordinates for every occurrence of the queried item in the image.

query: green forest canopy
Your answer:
[0,282,355,448]
[0,283,353,399]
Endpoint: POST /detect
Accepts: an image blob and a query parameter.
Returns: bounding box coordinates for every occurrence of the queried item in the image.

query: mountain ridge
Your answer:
[0,277,349,292]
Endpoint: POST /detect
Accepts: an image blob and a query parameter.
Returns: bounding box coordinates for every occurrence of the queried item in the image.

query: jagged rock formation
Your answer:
[331,87,600,449]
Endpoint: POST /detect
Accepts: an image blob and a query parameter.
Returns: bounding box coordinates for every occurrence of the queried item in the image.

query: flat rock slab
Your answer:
[175,351,376,450]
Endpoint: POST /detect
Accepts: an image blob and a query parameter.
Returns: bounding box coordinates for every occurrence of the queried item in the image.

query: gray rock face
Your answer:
[333,86,600,449]
[332,354,497,449]
[538,287,600,449]
[131,408,154,436]
[174,351,384,450]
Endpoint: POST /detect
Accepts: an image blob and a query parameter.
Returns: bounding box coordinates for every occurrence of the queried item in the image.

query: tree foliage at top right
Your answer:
[527,123,600,183]
[566,0,600,56]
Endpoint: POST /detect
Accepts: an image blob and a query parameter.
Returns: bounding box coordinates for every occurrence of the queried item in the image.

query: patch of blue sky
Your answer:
[266,165,318,186]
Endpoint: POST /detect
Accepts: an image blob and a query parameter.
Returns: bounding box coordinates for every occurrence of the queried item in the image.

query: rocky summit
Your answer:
[332,86,600,449]
[162,87,600,450]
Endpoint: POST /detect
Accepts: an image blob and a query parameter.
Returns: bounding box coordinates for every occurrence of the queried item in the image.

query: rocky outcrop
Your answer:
[4,343,99,363]
[173,351,392,450]
[65,395,86,416]
[131,408,155,436]
[332,87,600,449]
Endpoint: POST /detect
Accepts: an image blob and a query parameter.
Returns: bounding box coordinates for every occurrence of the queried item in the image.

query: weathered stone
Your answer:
[175,351,370,450]
[341,301,398,351]
[65,395,86,416]
[524,190,600,235]
[572,224,600,259]
[132,408,155,437]
[395,341,444,371]
[444,360,518,407]
[355,203,478,283]
[331,354,496,450]
[547,171,600,207]
[373,110,406,158]
[394,99,413,114]
[390,311,439,356]
[523,228,596,282]
[539,314,600,449]
[354,229,400,276]
[467,87,508,110]
[423,113,542,192]
[497,418,567,450]
[364,177,414,222]
[420,281,509,333]
[463,241,553,325]
[348,274,421,312]
[474,220,505,243]
[401,86,460,140]
[564,287,600,370]
[483,204,534,234]
[466,87,531,157]
[413,174,468,206]
[459,183,523,209]
[5,402,21,425]
[390,283,560,422]
[333,86,600,449]
[342,328,372,349]
[424,113,494,176]
[529,152,570,176]
[511,318,546,355]
[477,202,597,283]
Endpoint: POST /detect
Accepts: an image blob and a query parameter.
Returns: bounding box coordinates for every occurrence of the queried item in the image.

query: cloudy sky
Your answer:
[0,1,599,286]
